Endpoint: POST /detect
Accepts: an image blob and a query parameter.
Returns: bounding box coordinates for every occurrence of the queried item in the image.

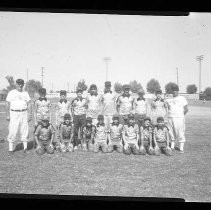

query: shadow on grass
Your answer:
[14,141,34,152]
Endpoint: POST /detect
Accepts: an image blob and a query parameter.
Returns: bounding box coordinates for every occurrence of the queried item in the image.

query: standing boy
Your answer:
[34,115,55,155]
[5,79,32,154]
[122,113,140,155]
[71,88,87,150]
[116,84,135,125]
[165,85,188,153]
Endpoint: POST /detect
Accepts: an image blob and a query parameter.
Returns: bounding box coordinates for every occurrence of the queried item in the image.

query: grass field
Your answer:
[0,100,211,202]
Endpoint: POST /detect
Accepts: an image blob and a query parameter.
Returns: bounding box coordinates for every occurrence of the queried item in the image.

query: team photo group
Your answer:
[5,78,188,156]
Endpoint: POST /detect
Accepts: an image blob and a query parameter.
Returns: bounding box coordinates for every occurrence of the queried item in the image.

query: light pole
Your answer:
[196,55,204,93]
[103,57,111,81]
[41,67,44,87]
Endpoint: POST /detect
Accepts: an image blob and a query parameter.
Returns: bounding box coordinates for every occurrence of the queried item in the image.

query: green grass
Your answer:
[0,104,211,202]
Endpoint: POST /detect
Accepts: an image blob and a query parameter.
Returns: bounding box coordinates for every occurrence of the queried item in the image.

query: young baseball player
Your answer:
[86,84,102,126]
[34,88,51,130]
[81,117,96,151]
[93,115,109,153]
[71,88,87,150]
[165,85,188,153]
[101,81,118,129]
[133,89,148,127]
[107,114,123,153]
[58,113,74,153]
[139,117,154,155]
[5,79,32,154]
[122,113,140,155]
[116,84,135,125]
[151,89,168,125]
[34,115,55,155]
[153,117,172,156]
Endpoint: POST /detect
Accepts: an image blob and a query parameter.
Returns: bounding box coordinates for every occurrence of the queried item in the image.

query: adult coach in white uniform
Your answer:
[166,85,188,153]
[5,79,32,154]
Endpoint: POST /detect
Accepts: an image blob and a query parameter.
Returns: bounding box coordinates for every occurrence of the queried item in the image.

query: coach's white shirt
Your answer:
[166,96,187,118]
[6,89,31,110]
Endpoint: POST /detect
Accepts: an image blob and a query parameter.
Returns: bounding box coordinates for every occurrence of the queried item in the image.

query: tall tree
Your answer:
[129,80,143,93]
[76,79,88,92]
[146,78,161,94]
[114,82,123,94]
[186,84,197,94]
[204,87,211,96]
[25,80,42,98]
[5,75,16,92]
[165,82,178,94]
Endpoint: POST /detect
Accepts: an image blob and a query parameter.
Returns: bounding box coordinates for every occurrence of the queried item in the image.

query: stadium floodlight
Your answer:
[103,57,111,81]
[196,55,204,94]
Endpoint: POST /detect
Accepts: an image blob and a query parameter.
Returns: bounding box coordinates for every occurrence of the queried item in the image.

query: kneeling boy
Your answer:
[34,115,55,155]
[153,117,172,156]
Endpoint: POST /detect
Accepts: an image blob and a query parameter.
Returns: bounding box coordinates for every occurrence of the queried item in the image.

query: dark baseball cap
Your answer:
[97,115,104,120]
[64,113,71,119]
[105,81,111,87]
[172,85,179,91]
[90,84,97,90]
[39,88,46,94]
[155,89,162,94]
[76,88,83,93]
[16,79,24,85]
[157,116,164,122]
[123,84,130,90]
[86,117,92,123]
[112,114,119,120]
[60,90,67,95]
[144,116,151,122]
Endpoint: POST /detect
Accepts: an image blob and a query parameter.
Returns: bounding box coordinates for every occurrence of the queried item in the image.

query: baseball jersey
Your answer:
[151,98,167,117]
[154,125,168,143]
[71,97,87,115]
[35,123,55,142]
[133,98,147,115]
[94,123,108,142]
[166,96,188,118]
[59,122,74,141]
[82,125,96,139]
[6,89,31,110]
[101,92,117,116]
[56,100,72,119]
[123,124,139,143]
[34,98,51,122]
[109,123,123,142]
[86,94,102,118]
[116,94,134,115]
[141,125,153,141]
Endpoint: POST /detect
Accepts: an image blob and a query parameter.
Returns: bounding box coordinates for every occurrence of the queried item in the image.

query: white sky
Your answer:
[0,11,211,92]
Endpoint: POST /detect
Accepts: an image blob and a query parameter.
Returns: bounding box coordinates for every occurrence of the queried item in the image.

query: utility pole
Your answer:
[41,67,44,87]
[176,67,179,87]
[103,57,111,81]
[196,55,204,93]
[67,82,70,92]
[26,68,29,83]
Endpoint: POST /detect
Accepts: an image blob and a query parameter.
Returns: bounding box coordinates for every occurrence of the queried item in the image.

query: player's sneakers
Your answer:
[179,150,184,154]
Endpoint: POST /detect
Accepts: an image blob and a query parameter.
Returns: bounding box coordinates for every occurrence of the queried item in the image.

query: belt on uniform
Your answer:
[11,109,27,112]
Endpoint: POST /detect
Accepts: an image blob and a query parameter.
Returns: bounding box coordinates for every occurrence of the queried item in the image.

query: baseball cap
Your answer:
[144,116,151,122]
[123,84,130,90]
[137,89,145,94]
[157,116,164,122]
[76,88,83,93]
[112,114,119,120]
[90,84,97,90]
[64,113,71,120]
[172,84,179,91]
[60,90,67,95]
[105,81,111,87]
[97,115,104,120]
[155,89,162,94]
[39,88,46,94]
[128,113,135,120]
[86,117,92,123]
[42,115,49,121]
[16,79,24,85]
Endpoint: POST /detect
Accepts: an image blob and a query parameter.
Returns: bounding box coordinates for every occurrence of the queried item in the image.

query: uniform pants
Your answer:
[7,110,29,143]
[36,141,54,155]
[108,142,123,153]
[139,140,154,155]
[93,141,108,153]
[134,113,146,127]
[82,138,94,151]
[73,114,86,147]
[154,142,172,156]
[104,115,113,128]
[59,141,73,153]
[168,117,186,143]
[123,143,140,155]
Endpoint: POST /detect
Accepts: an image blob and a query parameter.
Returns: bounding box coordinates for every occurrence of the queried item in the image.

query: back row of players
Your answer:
[5,79,188,155]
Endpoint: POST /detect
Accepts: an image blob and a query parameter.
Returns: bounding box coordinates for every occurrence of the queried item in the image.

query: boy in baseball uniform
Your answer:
[116,84,135,125]
[165,85,188,153]
[153,117,172,156]
[139,117,154,155]
[71,88,87,150]
[122,113,140,155]
[133,89,148,127]
[34,115,55,155]
[86,84,102,126]
[81,117,96,152]
[93,115,109,153]
[101,81,117,129]
[107,114,123,153]
[58,113,74,153]
[5,79,32,154]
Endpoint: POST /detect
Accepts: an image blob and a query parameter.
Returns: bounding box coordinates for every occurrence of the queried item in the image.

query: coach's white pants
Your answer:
[7,111,29,143]
[168,117,185,143]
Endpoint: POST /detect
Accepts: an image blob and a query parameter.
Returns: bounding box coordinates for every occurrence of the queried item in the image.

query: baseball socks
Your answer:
[9,142,14,152]
[23,142,28,150]
[171,142,175,150]
[179,142,184,153]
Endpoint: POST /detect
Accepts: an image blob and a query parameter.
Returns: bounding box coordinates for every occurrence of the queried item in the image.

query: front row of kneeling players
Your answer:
[34,112,172,156]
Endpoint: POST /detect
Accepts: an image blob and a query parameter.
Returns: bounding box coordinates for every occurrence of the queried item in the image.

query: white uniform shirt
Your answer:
[101,92,117,116]
[117,94,134,116]
[95,124,108,142]
[134,98,147,115]
[123,124,139,143]
[56,100,72,118]
[6,89,30,110]
[71,97,87,115]
[86,94,102,118]
[166,96,188,118]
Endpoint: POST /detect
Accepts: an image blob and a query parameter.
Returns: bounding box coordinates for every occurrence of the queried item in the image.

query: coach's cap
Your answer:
[157,116,164,122]
[64,113,71,120]
[155,89,162,94]
[90,84,97,90]
[42,115,49,121]
[144,116,151,122]
[97,115,104,120]
[16,79,24,85]
[86,117,92,123]
[105,81,111,87]
[172,84,179,91]
[39,88,46,94]
[112,114,119,120]
[76,88,83,93]
[128,113,135,120]
[123,84,130,90]
[137,89,145,94]
[60,90,67,95]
